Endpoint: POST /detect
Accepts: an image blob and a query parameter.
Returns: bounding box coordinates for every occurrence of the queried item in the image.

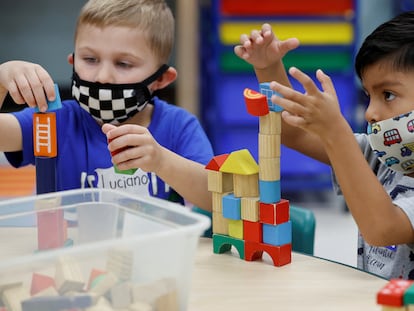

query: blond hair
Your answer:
[75,0,174,63]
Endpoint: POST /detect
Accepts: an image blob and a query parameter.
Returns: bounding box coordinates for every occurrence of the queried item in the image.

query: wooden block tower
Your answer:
[206,83,292,266]
[33,84,67,250]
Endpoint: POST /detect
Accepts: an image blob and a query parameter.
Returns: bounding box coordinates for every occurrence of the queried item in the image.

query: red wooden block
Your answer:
[243,220,262,243]
[31,273,56,296]
[259,199,289,225]
[205,154,229,171]
[245,241,291,266]
[377,279,414,306]
[37,209,67,250]
[244,88,269,117]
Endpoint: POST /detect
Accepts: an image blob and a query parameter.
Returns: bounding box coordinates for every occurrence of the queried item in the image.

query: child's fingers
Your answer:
[288,67,320,95]
[269,82,308,116]
[316,69,336,95]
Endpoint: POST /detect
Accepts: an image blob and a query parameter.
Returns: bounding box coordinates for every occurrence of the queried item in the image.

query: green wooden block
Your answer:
[213,234,244,259]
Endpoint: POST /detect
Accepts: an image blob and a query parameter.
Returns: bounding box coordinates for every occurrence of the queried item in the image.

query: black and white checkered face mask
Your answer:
[71,64,169,125]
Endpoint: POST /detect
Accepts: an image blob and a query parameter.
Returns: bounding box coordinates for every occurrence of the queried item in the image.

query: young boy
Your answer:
[0,0,213,211]
[235,12,414,279]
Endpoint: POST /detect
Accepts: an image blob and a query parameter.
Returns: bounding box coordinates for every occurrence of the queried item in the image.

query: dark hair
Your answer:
[355,11,414,80]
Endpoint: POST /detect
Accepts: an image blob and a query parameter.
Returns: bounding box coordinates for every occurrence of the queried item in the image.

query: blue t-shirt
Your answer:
[6,97,214,202]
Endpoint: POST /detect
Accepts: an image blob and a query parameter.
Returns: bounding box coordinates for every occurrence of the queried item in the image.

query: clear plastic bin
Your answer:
[0,188,210,311]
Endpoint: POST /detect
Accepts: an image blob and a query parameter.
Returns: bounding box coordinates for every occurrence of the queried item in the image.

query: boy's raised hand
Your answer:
[234,23,300,70]
[0,61,55,112]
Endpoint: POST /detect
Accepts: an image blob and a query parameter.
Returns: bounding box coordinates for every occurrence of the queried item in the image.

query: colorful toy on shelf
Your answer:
[206,82,292,267]
[33,84,67,250]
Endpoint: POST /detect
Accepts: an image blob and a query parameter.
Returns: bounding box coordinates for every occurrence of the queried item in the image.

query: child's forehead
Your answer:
[361,60,414,87]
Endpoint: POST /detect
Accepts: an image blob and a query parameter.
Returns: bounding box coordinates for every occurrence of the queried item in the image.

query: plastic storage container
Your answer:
[0,188,210,311]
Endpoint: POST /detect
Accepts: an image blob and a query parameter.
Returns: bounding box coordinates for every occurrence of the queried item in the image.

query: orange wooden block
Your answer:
[33,112,57,157]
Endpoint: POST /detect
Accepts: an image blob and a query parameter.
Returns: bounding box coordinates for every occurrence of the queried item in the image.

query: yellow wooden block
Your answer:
[220,22,354,45]
[259,112,282,135]
[219,149,259,175]
[259,157,280,181]
[228,219,243,239]
[207,170,233,193]
[212,211,229,235]
[241,197,259,222]
[259,133,281,158]
[233,173,259,197]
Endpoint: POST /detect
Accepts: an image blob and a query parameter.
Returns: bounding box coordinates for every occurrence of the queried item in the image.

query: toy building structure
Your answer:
[33,84,66,250]
[206,83,292,266]
[376,278,414,310]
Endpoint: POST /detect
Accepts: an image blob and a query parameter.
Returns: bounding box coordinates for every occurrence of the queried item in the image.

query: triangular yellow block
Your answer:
[219,149,259,175]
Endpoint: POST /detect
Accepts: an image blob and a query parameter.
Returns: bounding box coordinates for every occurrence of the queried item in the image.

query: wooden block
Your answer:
[243,88,269,116]
[259,111,282,135]
[259,157,280,181]
[378,279,414,307]
[212,192,231,213]
[110,282,132,309]
[258,133,281,158]
[259,199,290,225]
[131,278,177,308]
[259,82,283,112]
[55,256,85,294]
[245,241,291,266]
[106,247,134,281]
[212,234,245,259]
[243,220,262,243]
[212,211,229,235]
[2,284,30,311]
[129,301,154,311]
[259,180,281,204]
[222,193,241,220]
[233,173,259,197]
[33,112,57,157]
[30,273,56,296]
[228,219,243,239]
[87,269,106,291]
[219,149,259,175]
[205,154,229,171]
[262,221,292,246]
[207,170,233,193]
[89,272,118,296]
[241,197,259,222]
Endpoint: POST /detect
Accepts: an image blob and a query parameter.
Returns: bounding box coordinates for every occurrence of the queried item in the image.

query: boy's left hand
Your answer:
[270,67,343,140]
[102,123,163,173]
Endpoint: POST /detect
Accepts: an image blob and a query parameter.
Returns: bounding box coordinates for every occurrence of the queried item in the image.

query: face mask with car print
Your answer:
[368,110,414,174]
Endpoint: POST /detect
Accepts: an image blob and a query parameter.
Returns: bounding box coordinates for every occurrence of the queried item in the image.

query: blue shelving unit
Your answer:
[199,0,359,193]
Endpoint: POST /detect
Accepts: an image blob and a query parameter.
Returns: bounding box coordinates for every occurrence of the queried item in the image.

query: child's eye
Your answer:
[117,62,132,68]
[83,57,97,64]
[384,91,396,101]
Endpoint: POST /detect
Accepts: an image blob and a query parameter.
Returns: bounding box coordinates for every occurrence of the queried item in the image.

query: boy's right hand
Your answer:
[0,61,56,112]
[234,23,300,70]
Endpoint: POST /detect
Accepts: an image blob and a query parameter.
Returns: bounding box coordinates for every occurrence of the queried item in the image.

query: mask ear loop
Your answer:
[142,64,170,85]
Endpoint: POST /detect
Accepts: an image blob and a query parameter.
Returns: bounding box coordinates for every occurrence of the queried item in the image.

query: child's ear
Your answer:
[151,67,177,91]
[67,53,74,65]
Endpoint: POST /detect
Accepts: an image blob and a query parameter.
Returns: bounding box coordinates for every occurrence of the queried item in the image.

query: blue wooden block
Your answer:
[262,221,292,246]
[35,157,57,194]
[259,180,281,204]
[222,193,241,220]
[22,294,93,311]
[35,83,62,112]
[259,82,283,112]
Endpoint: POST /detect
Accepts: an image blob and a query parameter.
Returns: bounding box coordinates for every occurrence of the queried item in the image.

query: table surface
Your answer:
[189,238,387,311]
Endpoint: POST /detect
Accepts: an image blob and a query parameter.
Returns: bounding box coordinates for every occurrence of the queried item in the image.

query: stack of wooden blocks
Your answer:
[206,83,292,266]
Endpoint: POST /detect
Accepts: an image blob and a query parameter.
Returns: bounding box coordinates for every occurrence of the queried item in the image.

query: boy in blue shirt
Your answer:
[235,12,414,279]
[0,0,213,211]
